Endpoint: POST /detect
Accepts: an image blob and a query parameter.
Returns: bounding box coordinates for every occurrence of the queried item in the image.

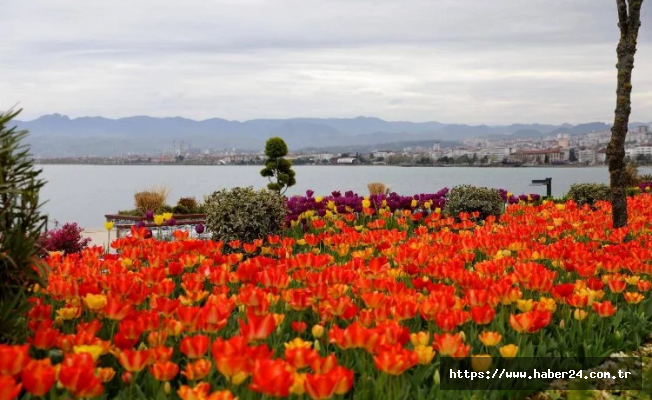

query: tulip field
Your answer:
[3,192,652,400]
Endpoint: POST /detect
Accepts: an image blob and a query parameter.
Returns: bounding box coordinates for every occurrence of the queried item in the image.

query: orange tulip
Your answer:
[509,310,552,333]
[182,358,212,381]
[178,382,211,400]
[470,305,496,325]
[373,345,419,375]
[150,361,179,382]
[624,292,644,304]
[239,312,276,342]
[592,301,617,317]
[180,335,210,359]
[21,359,55,396]
[478,331,502,347]
[285,347,319,369]
[432,333,468,357]
[249,359,295,397]
[0,376,22,400]
[58,353,104,398]
[116,349,150,373]
[0,345,29,377]
[304,366,354,400]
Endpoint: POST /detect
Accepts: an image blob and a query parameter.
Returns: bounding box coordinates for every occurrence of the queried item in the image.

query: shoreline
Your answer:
[34,162,618,168]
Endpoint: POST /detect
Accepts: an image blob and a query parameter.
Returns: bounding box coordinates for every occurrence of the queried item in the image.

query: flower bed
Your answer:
[285,188,542,223]
[3,194,652,399]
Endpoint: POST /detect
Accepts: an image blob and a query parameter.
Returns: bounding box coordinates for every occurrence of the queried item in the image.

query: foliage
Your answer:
[134,186,169,213]
[443,185,504,220]
[567,183,611,206]
[38,221,91,255]
[204,186,286,244]
[639,173,652,182]
[623,162,641,187]
[176,197,199,213]
[367,182,390,196]
[260,137,296,194]
[0,108,49,343]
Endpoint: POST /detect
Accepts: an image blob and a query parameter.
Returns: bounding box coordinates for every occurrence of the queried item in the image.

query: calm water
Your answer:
[39,165,652,229]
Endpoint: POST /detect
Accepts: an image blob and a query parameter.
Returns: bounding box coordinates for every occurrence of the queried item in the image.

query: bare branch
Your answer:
[616,0,629,31]
[627,0,644,32]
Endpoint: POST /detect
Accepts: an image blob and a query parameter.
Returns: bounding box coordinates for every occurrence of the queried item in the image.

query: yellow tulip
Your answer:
[573,309,588,320]
[499,344,518,358]
[414,345,435,365]
[154,215,165,225]
[104,221,114,230]
[471,355,493,372]
[285,337,313,350]
[311,325,325,339]
[410,331,430,347]
[290,373,307,395]
[73,345,104,361]
[83,293,107,311]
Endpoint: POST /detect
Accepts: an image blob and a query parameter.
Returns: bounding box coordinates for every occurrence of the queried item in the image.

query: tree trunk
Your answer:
[606,0,644,228]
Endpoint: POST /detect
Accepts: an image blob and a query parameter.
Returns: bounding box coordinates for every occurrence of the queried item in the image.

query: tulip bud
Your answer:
[615,330,621,339]
[311,324,325,338]
[164,382,171,394]
[122,371,133,385]
[434,369,441,386]
[314,340,321,351]
[559,319,565,329]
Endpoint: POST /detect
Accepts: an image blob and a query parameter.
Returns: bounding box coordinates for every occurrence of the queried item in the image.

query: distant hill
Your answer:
[12,114,651,157]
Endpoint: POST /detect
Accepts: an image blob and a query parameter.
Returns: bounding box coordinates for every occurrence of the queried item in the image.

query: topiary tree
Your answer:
[0,108,49,343]
[260,137,296,195]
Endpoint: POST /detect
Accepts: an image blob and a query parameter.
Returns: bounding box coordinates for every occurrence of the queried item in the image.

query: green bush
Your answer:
[204,187,286,244]
[177,197,199,213]
[443,185,504,220]
[567,183,611,206]
[172,205,189,215]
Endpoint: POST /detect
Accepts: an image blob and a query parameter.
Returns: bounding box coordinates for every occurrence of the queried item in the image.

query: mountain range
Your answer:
[14,114,652,157]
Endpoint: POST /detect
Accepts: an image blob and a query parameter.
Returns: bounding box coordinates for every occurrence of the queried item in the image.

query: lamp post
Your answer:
[531,178,552,199]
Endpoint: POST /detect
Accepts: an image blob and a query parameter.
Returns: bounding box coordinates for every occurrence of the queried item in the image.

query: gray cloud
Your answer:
[1,0,650,124]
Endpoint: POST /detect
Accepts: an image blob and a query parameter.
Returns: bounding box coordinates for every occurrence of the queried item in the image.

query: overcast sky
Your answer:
[1,0,651,124]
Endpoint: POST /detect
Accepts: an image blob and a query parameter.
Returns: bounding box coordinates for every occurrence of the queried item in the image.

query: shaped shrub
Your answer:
[567,183,611,206]
[443,185,504,220]
[204,187,286,243]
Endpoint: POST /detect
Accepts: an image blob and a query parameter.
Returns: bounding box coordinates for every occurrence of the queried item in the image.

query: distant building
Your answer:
[336,157,358,164]
[372,151,393,159]
[509,148,567,164]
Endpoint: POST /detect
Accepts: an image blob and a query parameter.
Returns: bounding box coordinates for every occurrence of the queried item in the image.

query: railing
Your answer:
[104,213,207,239]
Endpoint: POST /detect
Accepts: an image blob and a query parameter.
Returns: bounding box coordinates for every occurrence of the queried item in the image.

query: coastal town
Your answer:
[37,125,652,167]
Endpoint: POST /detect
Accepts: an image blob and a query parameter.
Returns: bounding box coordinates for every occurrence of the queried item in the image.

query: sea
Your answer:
[38,165,652,229]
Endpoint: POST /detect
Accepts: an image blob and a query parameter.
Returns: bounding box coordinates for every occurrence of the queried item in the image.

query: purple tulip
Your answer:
[145,210,154,220]
[167,218,176,226]
[195,224,205,234]
[136,221,145,228]
[145,229,153,239]
[306,190,314,198]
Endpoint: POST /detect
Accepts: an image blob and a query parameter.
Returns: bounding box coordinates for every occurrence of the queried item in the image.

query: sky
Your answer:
[1,0,651,125]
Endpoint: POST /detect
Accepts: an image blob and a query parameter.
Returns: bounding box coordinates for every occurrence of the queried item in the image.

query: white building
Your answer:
[578,148,596,164]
